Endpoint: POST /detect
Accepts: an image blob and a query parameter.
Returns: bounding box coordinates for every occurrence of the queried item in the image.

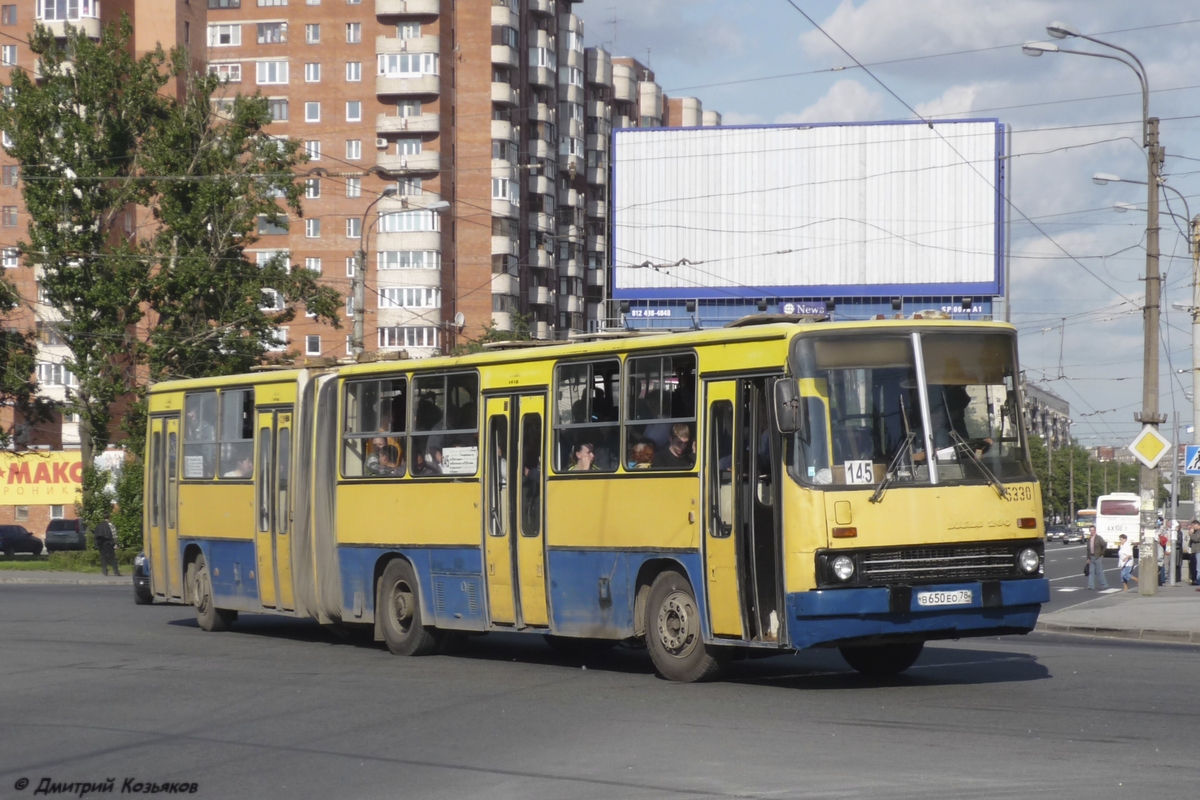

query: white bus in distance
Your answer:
[1095,493,1140,558]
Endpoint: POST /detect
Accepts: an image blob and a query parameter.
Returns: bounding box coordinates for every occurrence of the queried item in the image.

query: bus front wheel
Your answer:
[378,559,440,656]
[839,642,924,676]
[645,570,726,682]
[191,554,237,632]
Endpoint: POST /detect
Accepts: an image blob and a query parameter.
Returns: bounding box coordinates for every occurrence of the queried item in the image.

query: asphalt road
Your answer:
[1042,539,1184,613]
[2,583,1198,800]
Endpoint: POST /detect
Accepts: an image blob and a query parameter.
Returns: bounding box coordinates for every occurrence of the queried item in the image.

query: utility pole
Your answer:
[1069,450,1075,522]
[1087,459,1092,508]
[1048,435,1055,523]
[1138,116,1164,596]
[1171,413,1180,584]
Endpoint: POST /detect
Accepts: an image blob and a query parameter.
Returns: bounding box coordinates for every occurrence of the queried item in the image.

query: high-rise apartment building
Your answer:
[1,0,719,447]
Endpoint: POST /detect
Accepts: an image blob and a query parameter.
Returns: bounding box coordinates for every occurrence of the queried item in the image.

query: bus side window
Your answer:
[553,358,620,472]
[412,372,479,476]
[343,377,407,478]
[625,353,696,471]
[183,392,217,479]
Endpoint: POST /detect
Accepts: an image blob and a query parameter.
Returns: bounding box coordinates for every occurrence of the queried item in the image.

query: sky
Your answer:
[573,0,1200,453]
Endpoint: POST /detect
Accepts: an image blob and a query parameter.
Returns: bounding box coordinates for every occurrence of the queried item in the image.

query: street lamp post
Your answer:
[1025,22,1163,595]
[351,187,398,358]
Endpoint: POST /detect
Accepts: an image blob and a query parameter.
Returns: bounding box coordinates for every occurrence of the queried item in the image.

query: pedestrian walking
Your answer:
[1189,520,1200,585]
[1117,534,1138,592]
[1086,525,1108,590]
[93,513,120,577]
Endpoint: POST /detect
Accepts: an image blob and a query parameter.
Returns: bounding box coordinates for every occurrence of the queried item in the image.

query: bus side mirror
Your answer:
[774,379,805,434]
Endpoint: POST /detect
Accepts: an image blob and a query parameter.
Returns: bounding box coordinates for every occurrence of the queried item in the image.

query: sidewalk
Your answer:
[1037,582,1200,645]
[0,570,131,586]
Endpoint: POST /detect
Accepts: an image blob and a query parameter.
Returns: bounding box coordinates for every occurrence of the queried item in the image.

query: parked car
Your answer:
[133,552,153,605]
[43,518,87,552]
[0,524,44,557]
[1045,525,1070,542]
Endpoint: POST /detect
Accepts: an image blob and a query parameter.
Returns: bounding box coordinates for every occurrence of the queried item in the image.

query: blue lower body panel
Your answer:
[786,578,1049,650]
[338,546,487,631]
[184,539,260,612]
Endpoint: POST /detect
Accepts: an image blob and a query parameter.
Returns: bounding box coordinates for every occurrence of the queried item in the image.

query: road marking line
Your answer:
[1056,587,1082,592]
[1100,588,1121,594]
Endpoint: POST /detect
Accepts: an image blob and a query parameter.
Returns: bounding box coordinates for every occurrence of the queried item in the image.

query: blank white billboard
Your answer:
[612,121,1004,299]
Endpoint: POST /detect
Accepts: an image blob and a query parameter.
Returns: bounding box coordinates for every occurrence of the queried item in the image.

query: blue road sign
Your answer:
[1185,445,1200,476]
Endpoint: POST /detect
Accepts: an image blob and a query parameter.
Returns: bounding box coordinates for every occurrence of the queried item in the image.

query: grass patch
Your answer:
[0,550,137,572]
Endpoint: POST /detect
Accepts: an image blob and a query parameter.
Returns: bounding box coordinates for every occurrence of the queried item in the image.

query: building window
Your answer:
[208,0,239,7]
[377,250,440,270]
[268,98,288,121]
[377,210,439,233]
[257,215,289,235]
[1,247,16,268]
[346,177,361,198]
[398,21,420,39]
[377,53,438,77]
[378,287,440,308]
[1,165,16,186]
[305,219,321,238]
[267,328,288,352]
[491,177,520,202]
[0,5,15,24]
[346,139,362,160]
[398,99,421,117]
[38,0,99,21]
[378,326,438,349]
[304,257,321,273]
[256,22,286,44]
[561,66,584,87]
[346,218,361,238]
[1,206,16,226]
[208,63,241,82]
[260,288,285,312]
[397,177,421,195]
[346,61,361,82]
[345,256,357,277]
[305,102,320,122]
[256,61,288,85]
[305,335,321,355]
[36,362,76,386]
[491,25,516,48]
[305,23,319,43]
[304,140,320,160]
[257,0,287,5]
[305,178,320,199]
[345,101,361,122]
[304,62,320,82]
[1,45,16,66]
[345,295,355,315]
[50,505,64,519]
[396,138,421,155]
[345,22,360,43]
[208,23,241,46]
[14,505,27,521]
[529,46,556,70]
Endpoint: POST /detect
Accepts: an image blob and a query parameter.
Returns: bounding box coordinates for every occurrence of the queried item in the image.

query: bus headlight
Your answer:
[1017,548,1040,574]
[831,555,855,582]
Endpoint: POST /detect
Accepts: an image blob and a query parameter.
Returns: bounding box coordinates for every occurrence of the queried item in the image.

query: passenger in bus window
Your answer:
[653,424,693,469]
[366,437,404,477]
[568,442,598,471]
[222,450,253,478]
[413,447,443,476]
[629,440,655,469]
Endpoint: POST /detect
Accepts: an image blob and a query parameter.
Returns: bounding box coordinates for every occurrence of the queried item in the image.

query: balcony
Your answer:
[528,174,552,196]
[375,150,440,174]
[587,268,605,287]
[491,82,516,105]
[529,66,554,88]
[586,134,608,152]
[561,47,584,70]
[491,44,518,68]
[492,273,517,295]
[587,234,606,252]
[558,186,578,207]
[587,199,606,219]
[40,17,102,39]
[587,166,607,185]
[529,139,551,160]
[491,199,519,218]
[535,321,550,340]
[565,295,582,313]
[378,195,445,213]
[376,74,440,97]
[491,119,514,141]
[587,99,609,119]
[492,160,516,181]
[530,248,552,269]
[528,0,552,15]
[529,101,552,123]
[376,113,440,134]
[563,259,583,279]
[586,49,611,87]
[529,285,553,305]
[562,153,584,179]
[375,231,442,252]
[491,4,518,28]
[491,234,517,256]
[531,211,554,233]
[561,82,584,105]
[613,65,636,103]
[376,0,439,16]
[376,34,439,55]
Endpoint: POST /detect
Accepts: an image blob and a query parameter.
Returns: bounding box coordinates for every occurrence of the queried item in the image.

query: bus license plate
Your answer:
[916,590,973,607]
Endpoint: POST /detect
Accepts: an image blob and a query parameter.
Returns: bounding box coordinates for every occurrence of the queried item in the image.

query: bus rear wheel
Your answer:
[378,559,440,656]
[191,554,237,632]
[645,570,725,682]
[839,642,924,676]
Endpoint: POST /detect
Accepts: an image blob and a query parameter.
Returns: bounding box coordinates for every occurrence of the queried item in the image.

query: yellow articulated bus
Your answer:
[143,317,1048,681]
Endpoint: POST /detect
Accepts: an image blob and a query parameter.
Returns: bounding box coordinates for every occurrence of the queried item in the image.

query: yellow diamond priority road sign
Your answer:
[1128,424,1171,469]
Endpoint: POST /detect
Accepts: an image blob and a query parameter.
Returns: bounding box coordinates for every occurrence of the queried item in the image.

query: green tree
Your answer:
[451,313,532,356]
[0,277,49,447]
[0,19,172,474]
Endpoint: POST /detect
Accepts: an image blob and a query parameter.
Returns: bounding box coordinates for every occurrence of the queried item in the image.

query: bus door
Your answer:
[148,415,183,601]
[483,393,549,628]
[255,407,296,611]
[738,377,783,643]
[703,381,745,639]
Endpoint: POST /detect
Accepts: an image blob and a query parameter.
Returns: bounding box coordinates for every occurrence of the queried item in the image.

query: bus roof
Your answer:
[146,318,1018,393]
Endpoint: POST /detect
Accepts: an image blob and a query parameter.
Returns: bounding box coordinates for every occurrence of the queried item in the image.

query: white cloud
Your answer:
[775,79,886,124]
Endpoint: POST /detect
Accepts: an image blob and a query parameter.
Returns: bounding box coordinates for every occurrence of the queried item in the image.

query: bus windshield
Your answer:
[787,330,1033,488]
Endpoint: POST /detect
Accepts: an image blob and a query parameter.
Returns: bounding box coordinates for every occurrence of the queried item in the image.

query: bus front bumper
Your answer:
[785,578,1049,650]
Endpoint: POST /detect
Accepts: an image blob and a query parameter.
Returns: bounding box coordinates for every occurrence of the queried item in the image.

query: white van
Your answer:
[1095,493,1141,557]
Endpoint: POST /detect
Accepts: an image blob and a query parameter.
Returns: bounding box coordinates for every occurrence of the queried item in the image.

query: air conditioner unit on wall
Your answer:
[375,138,387,149]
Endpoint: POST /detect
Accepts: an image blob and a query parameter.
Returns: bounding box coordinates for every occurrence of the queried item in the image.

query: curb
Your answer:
[0,575,131,586]
[1035,620,1200,646]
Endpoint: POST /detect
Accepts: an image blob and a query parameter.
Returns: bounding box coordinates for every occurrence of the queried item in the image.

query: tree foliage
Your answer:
[0,276,50,447]
[451,313,532,356]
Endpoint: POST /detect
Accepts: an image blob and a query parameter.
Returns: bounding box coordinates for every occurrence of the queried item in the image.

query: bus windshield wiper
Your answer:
[870,432,915,504]
[949,430,1007,498]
